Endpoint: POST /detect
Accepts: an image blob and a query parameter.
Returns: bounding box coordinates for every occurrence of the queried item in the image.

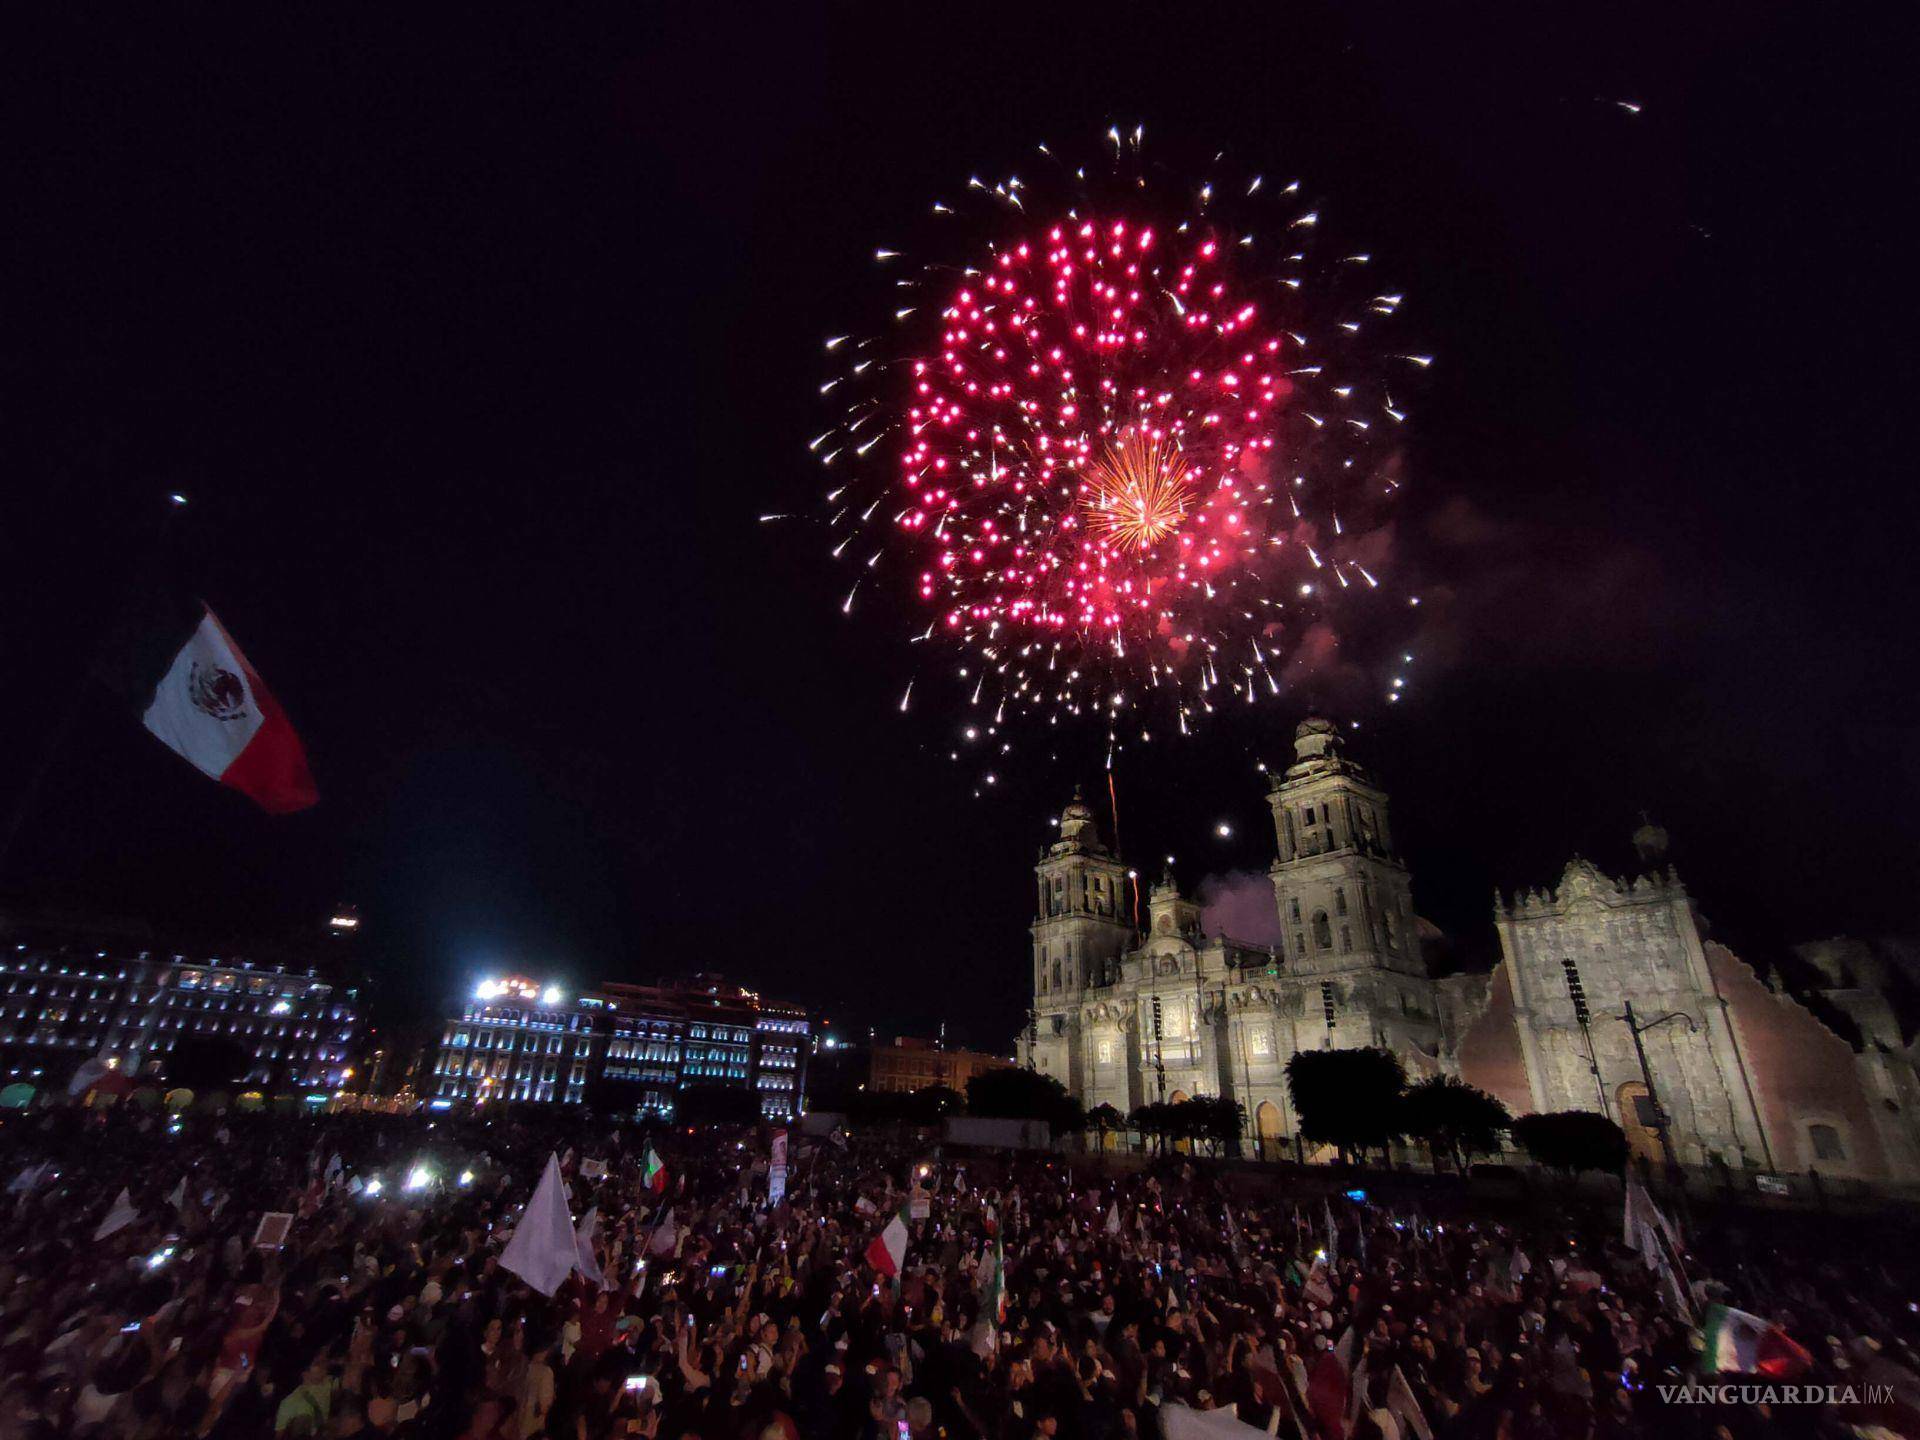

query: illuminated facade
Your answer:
[869,1036,1014,1094]
[0,938,359,1092]
[430,973,811,1119]
[1019,720,1442,1157]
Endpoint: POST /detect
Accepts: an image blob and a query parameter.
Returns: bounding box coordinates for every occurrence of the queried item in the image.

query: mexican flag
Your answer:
[642,1145,668,1195]
[1699,1304,1812,1379]
[980,1236,1007,1323]
[134,603,317,813]
[866,1202,910,1276]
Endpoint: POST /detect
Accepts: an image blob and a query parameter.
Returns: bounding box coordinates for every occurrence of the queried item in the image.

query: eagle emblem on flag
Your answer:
[188,662,249,721]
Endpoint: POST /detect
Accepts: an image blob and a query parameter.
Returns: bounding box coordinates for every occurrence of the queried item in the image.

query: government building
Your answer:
[1018,718,1920,1185]
[429,972,810,1121]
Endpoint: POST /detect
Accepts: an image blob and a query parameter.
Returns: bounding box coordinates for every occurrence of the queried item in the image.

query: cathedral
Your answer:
[1018,718,1920,1184]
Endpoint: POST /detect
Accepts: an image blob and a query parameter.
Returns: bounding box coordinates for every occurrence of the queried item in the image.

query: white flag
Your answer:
[1105,1202,1122,1236]
[167,1176,188,1210]
[574,1205,612,1290]
[648,1208,680,1256]
[500,1155,578,1296]
[7,1160,54,1195]
[94,1188,139,1240]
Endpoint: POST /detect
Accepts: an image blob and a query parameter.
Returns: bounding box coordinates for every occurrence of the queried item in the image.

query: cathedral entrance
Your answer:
[1618,1082,1664,1166]
[1255,1100,1285,1162]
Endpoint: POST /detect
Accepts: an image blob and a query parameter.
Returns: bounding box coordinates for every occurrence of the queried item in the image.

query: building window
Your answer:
[1808,1123,1846,1162]
[1340,926,1352,953]
[1311,911,1333,950]
[1303,806,1315,825]
[1335,888,1348,916]
[1289,898,1301,923]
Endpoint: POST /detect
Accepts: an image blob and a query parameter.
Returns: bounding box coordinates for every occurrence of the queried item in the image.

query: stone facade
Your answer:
[1455,866,1920,1185]
[1015,718,1920,1183]
[1019,719,1446,1157]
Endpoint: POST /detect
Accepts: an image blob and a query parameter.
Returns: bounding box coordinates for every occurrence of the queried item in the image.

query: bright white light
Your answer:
[541,985,563,1006]
[364,1179,383,1196]
[405,1165,432,1193]
[458,1170,474,1187]
[475,979,502,1000]
[1215,823,1233,838]
[168,493,188,506]
[270,1000,292,1015]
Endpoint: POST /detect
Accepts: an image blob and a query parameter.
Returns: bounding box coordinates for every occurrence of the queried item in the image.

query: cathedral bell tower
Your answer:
[1026,788,1135,1092]
[1267,719,1422,980]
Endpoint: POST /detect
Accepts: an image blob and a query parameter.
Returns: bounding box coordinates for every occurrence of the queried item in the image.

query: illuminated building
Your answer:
[0,930,359,1092]
[869,1036,1013,1094]
[431,972,811,1119]
[1020,718,1920,1186]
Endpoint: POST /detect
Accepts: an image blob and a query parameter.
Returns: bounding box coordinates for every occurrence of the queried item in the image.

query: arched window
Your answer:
[1335,888,1348,916]
[1808,1123,1846,1162]
[1312,910,1333,950]
[1051,959,1062,990]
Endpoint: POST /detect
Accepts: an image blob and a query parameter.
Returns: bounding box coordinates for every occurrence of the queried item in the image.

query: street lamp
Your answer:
[1620,1000,1697,1179]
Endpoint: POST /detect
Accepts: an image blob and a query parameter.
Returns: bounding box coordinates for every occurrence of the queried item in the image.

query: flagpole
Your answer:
[0,493,191,886]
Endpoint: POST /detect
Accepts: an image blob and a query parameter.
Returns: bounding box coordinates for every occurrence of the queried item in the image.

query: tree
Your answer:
[1285,1047,1407,1164]
[966,1067,1083,1131]
[1400,1075,1512,1173]
[164,1036,251,1092]
[1087,1102,1125,1151]
[1164,1096,1245,1157]
[1128,1101,1172,1155]
[676,1083,761,1127]
[581,1073,651,1119]
[906,1085,966,1125]
[1511,1110,1629,1177]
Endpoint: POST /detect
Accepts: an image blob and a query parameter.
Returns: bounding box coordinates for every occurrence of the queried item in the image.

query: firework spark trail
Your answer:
[814,133,1423,737]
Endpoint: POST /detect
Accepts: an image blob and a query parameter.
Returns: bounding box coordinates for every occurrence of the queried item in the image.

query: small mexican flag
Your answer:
[983,1236,1006,1323]
[866,1202,910,1276]
[1699,1304,1812,1379]
[642,1145,668,1195]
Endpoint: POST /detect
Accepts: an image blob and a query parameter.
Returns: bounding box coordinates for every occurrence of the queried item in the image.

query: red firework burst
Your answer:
[815,139,1423,734]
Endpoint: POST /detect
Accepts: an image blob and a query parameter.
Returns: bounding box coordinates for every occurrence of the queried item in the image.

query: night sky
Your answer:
[4,7,1914,1047]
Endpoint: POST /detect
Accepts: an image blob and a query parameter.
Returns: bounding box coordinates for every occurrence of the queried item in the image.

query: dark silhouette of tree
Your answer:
[1285,1047,1407,1164]
[165,1036,250,1092]
[1511,1110,1629,1176]
[966,1067,1083,1131]
[907,1085,965,1124]
[1173,1095,1246,1157]
[1087,1102,1125,1150]
[676,1083,761,1127]
[1400,1075,1512,1172]
[581,1073,651,1119]
[1129,1101,1172,1155]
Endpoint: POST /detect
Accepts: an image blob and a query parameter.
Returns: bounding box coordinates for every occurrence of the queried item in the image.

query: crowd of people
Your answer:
[3,1102,1918,1440]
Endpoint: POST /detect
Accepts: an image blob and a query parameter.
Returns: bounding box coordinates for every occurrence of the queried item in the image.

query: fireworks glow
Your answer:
[814,134,1424,740]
